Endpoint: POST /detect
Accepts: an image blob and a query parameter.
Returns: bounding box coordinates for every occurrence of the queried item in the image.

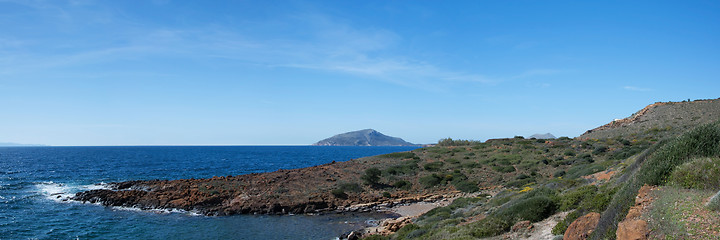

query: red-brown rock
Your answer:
[563,212,601,240]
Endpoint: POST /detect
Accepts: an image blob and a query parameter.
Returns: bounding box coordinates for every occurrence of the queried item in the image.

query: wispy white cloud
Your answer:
[0,2,527,91]
[623,86,653,92]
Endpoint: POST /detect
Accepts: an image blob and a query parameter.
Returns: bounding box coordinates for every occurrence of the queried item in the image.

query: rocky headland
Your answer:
[71,98,720,239]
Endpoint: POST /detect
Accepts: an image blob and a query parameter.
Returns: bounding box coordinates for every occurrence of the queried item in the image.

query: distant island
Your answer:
[312,129,418,146]
[528,133,556,139]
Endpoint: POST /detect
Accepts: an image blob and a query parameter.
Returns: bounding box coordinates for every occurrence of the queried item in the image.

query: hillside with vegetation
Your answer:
[71,99,720,240]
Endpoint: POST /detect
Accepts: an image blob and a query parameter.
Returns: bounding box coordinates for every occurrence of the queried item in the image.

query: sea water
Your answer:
[0,146,418,239]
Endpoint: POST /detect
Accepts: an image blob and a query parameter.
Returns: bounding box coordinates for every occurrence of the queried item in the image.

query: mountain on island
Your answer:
[312,129,417,146]
[528,133,556,139]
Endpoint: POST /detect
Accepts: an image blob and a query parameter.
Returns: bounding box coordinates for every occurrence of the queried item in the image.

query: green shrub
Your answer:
[463,162,481,168]
[492,165,515,173]
[424,161,445,171]
[379,152,417,159]
[361,235,388,240]
[559,185,598,211]
[453,180,479,193]
[405,228,428,238]
[553,170,566,178]
[496,195,557,222]
[385,160,420,175]
[639,123,720,186]
[395,224,421,239]
[362,168,382,186]
[331,188,347,199]
[505,178,535,188]
[610,145,648,160]
[593,145,608,155]
[393,180,412,190]
[337,183,360,192]
[419,174,443,188]
[446,158,461,164]
[564,150,576,156]
[669,157,720,191]
[707,190,720,211]
[469,216,511,238]
[382,191,391,198]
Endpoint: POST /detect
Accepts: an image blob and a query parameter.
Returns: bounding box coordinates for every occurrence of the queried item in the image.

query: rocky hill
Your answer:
[312,129,417,146]
[581,98,720,139]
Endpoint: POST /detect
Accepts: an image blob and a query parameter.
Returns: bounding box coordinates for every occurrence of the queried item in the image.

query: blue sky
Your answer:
[1,0,719,146]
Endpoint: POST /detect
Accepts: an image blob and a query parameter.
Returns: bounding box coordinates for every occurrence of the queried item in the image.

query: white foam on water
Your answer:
[36,182,202,216]
[35,182,110,202]
[111,205,203,216]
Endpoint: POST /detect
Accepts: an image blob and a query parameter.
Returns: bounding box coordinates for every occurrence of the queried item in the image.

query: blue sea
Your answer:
[0,146,419,239]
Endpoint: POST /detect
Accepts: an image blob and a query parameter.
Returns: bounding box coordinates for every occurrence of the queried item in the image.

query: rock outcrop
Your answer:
[563,212,601,240]
[616,185,654,240]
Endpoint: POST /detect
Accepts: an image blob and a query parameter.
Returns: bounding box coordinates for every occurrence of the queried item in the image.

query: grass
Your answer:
[647,186,720,240]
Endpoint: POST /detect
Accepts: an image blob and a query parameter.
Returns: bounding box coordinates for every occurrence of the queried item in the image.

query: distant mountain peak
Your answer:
[313,129,416,146]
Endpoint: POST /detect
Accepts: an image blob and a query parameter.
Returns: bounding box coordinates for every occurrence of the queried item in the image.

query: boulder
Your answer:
[563,212,601,240]
[616,219,647,240]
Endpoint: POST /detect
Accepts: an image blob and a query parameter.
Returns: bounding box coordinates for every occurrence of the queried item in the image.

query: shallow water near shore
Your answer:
[0,146,417,239]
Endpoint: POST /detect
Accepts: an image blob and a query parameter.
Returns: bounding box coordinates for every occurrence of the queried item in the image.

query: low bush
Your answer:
[331,188,347,199]
[361,168,382,186]
[639,123,720,186]
[418,197,485,227]
[496,195,557,222]
[445,158,461,164]
[338,183,362,192]
[669,157,720,191]
[559,185,598,211]
[492,165,515,173]
[505,178,535,188]
[462,161,481,168]
[565,162,608,179]
[394,224,422,239]
[379,152,417,159]
[419,174,443,188]
[424,161,445,171]
[469,216,511,238]
[609,144,647,160]
[593,146,608,155]
[385,160,420,175]
[453,180,479,193]
[393,180,412,190]
[361,235,387,240]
